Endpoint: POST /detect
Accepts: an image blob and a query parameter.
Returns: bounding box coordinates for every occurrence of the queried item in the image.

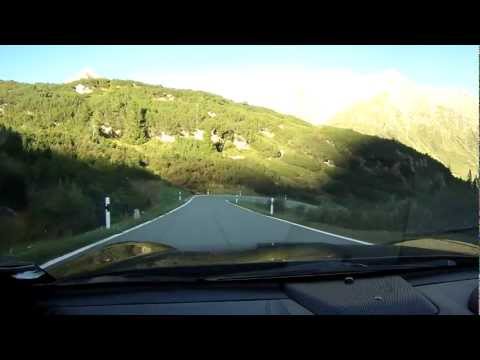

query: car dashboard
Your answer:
[24,268,478,316]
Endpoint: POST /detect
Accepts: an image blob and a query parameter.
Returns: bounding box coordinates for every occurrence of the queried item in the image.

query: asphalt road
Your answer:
[105,195,366,251]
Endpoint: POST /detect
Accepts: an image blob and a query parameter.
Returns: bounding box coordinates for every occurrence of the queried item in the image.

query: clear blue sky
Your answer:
[0,45,477,94]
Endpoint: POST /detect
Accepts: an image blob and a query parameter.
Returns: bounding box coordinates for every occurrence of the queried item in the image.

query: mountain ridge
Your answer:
[326,88,478,180]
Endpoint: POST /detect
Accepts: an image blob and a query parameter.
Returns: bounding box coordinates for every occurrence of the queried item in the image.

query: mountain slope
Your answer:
[0,78,477,251]
[326,89,478,180]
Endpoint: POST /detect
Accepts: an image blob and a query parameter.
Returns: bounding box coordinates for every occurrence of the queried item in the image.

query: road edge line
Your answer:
[40,196,197,269]
[226,200,373,246]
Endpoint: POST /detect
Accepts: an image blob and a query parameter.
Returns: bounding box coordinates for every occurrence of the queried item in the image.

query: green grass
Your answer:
[8,194,192,264]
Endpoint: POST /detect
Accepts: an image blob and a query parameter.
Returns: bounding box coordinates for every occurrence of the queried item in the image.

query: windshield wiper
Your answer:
[206,255,474,281]
[49,253,476,285]
[52,271,205,286]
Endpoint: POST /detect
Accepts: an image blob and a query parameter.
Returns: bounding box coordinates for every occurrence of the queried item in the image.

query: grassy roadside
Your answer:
[234,200,404,244]
[234,200,478,248]
[8,193,192,264]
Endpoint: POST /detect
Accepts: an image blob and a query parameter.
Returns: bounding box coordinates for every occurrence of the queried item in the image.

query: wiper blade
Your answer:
[206,256,470,282]
[52,261,296,284]
[51,254,476,285]
[53,270,204,285]
[207,260,369,281]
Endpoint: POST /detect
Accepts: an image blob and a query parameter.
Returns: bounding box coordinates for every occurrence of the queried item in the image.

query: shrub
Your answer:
[274,198,286,213]
[294,205,306,216]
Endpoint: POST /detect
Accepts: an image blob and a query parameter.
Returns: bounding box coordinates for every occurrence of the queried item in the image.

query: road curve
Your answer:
[104,195,365,251]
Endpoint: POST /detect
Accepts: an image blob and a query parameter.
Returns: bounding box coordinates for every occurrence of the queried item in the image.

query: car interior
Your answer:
[2,257,478,316]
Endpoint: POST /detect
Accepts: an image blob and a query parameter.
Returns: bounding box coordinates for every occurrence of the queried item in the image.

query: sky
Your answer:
[0,45,477,123]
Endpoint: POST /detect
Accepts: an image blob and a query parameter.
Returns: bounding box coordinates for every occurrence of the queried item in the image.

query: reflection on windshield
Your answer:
[0,45,478,278]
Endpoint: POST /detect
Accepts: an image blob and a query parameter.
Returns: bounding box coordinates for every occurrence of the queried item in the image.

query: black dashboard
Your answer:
[23,268,478,315]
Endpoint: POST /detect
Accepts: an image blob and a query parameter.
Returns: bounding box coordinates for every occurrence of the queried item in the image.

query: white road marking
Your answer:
[226,200,373,246]
[40,196,198,269]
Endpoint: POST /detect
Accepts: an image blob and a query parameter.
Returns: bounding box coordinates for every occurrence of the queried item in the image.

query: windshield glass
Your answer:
[0,45,478,280]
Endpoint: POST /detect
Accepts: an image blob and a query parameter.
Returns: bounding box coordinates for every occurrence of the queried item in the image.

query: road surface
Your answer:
[105,196,367,251]
[42,195,370,268]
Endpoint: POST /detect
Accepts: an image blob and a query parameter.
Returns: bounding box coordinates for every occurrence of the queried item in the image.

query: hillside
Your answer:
[0,78,477,252]
[326,89,478,180]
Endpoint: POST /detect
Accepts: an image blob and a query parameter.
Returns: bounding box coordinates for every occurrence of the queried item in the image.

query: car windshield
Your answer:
[0,45,478,281]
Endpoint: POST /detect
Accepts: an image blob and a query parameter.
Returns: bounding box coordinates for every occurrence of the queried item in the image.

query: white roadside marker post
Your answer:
[105,197,111,229]
[179,191,182,201]
[270,197,274,216]
[235,195,239,204]
[133,208,140,220]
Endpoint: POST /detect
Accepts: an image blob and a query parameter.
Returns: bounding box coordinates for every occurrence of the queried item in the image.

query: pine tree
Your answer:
[124,102,148,145]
